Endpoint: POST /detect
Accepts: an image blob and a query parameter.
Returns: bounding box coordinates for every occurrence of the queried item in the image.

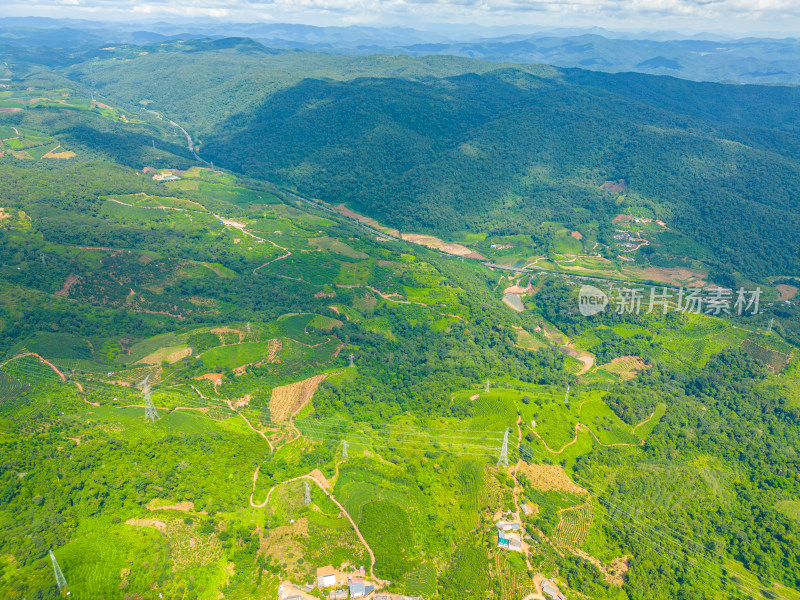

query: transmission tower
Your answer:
[767,317,775,332]
[49,550,67,593]
[485,379,490,393]
[564,384,571,405]
[304,481,311,505]
[348,354,355,368]
[497,428,509,467]
[342,440,349,460]
[246,322,251,335]
[140,375,159,422]
[39,253,47,267]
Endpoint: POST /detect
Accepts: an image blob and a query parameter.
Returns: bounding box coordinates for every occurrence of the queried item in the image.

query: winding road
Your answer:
[249,467,381,581]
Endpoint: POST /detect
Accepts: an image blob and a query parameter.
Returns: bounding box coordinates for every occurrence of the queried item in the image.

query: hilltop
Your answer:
[0,43,800,600]
[29,38,799,283]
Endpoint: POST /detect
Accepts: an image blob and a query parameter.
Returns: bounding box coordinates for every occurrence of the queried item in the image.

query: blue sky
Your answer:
[1,0,799,36]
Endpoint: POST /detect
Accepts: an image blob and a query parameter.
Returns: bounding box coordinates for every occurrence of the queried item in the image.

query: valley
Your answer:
[0,39,799,600]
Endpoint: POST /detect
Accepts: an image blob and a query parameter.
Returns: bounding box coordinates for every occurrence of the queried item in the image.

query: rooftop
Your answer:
[316,565,336,577]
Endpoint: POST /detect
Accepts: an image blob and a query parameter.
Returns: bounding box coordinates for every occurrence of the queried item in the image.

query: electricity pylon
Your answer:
[342,440,349,460]
[140,375,159,422]
[49,550,67,593]
[497,428,509,467]
[564,384,571,404]
[304,482,311,505]
[348,354,355,368]
[485,379,490,393]
[767,317,775,332]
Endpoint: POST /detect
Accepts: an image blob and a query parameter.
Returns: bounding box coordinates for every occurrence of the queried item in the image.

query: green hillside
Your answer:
[1,43,800,600]
[46,40,800,281]
[201,67,800,281]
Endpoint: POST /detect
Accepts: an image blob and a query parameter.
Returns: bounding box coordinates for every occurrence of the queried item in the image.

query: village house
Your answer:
[316,565,337,588]
[496,521,523,551]
[541,578,567,600]
[349,581,366,597]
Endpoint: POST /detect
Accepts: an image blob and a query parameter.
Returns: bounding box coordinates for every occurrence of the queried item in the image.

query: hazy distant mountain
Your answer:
[1,18,799,83]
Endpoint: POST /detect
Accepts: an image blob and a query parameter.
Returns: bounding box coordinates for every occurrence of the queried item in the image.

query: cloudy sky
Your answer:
[1,0,799,36]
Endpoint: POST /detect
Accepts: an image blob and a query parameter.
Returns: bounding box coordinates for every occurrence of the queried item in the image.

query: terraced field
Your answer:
[552,502,593,549]
[405,562,437,597]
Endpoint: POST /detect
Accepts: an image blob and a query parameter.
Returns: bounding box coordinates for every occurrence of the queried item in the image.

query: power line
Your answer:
[568,471,761,594]
[497,428,509,467]
[139,375,160,423]
[49,549,67,593]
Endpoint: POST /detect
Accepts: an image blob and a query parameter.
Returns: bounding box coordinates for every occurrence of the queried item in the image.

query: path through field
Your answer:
[225,398,274,453]
[1,352,100,406]
[249,467,381,582]
[531,400,659,455]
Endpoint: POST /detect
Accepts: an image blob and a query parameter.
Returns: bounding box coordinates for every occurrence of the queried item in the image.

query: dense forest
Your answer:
[2,39,800,600]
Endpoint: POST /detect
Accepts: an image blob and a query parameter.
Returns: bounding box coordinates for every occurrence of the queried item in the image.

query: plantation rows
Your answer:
[552,502,593,549]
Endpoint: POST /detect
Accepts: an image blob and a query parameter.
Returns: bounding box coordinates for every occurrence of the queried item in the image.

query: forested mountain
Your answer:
[5,18,800,83]
[200,62,800,280]
[33,39,800,280]
[3,34,800,600]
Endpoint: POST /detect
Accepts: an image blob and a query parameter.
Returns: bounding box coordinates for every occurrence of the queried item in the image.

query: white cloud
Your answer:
[2,0,799,34]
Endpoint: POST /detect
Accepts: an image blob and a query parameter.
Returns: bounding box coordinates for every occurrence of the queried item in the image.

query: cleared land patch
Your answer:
[401,232,487,260]
[136,345,192,365]
[517,463,588,496]
[270,373,329,421]
[775,500,800,523]
[776,284,798,301]
[598,355,649,380]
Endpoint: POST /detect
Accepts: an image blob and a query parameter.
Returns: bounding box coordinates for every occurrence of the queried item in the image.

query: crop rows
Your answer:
[405,562,437,597]
[552,501,593,549]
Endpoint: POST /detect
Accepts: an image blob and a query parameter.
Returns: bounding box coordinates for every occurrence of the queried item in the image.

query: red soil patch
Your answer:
[629,266,707,287]
[55,274,81,298]
[401,233,487,260]
[335,203,401,238]
[776,284,798,301]
[196,373,222,382]
[601,179,628,193]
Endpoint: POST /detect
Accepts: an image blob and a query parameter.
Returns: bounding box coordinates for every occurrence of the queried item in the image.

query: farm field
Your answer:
[1,64,800,600]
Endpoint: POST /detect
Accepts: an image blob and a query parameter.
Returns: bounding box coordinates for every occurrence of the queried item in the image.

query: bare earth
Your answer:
[335,203,401,238]
[269,373,329,421]
[602,180,628,193]
[43,145,76,159]
[777,284,799,301]
[55,273,81,297]
[401,232,487,260]
[126,518,166,532]
[136,346,192,365]
[599,355,649,380]
[147,500,197,512]
[517,463,589,496]
[265,338,282,363]
[628,265,707,287]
